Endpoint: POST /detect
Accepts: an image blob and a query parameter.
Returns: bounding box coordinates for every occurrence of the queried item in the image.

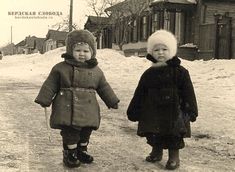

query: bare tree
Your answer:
[105,0,150,50]
[86,0,122,48]
[50,15,78,32]
[88,0,108,17]
[86,0,149,50]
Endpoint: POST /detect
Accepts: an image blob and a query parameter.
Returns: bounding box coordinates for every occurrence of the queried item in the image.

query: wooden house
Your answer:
[44,30,68,52]
[15,40,26,54]
[15,36,45,54]
[84,16,112,49]
[0,43,16,56]
[103,0,235,60]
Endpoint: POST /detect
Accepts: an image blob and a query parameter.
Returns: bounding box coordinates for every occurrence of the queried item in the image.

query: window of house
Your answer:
[126,21,132,43]
[152,13,158,33]
[150,10,187,45]
[115,24,120,44]
[122,20,128,44]
[115,19,128,45]
[201,5,207,23]
[174,12,185,45]
[141,16,147,40]
[112,25,116,43]
[132,19,138,42]
[164,11,170,30]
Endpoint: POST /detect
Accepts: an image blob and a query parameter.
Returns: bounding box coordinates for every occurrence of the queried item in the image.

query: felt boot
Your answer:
[77,143,94,164]
[63,148,81,168]
[165,149,180,170]
[146,146,163,162]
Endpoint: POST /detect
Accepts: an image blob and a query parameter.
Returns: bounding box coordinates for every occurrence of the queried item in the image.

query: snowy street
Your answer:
[0,48,234,171]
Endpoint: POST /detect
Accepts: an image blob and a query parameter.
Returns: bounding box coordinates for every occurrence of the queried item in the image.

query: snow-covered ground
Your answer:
[0,47,234,171]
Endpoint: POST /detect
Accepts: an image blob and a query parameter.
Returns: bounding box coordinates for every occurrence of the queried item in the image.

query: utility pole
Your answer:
[69,0,73,32]
[11,26,12,44]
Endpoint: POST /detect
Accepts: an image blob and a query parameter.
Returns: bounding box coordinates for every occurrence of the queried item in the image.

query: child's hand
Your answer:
[40,103,48,108]
[185,112,196,122]
[190,115,197,122]
[111,104,118,109]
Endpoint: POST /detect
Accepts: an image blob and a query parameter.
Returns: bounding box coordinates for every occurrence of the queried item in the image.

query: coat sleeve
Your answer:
[96,72,120,108]
[181,70,198,122]
[127,75,145,122]
[34,66,60,107]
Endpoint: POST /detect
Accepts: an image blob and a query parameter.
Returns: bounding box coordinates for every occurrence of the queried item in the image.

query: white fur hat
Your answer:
[147,30,177,58]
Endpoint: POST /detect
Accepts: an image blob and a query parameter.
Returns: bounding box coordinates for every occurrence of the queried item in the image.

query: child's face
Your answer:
[152,44,171,62]
[72,43,92,62]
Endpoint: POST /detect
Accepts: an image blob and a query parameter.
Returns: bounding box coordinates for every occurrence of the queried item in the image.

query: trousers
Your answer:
[60,126,93,145]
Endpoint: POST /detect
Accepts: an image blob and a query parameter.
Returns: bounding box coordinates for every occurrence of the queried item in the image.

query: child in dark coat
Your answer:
[35,30,119,168]
[127,30,198,170]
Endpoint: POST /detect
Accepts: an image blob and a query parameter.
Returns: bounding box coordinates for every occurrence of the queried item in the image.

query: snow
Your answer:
[0,47,234,171]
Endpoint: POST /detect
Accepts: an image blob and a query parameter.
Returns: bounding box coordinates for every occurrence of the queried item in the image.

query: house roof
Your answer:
[152,0,197,5]
[84,16,111,33]
[15,40,26,47]
[25,36,37,48]
[16,36,45,49]
[150,0,197,10]
[105,0,126,12]
[204,0,235,2]
[105,0,151,12]
[86,16,110,25]
[45,30,68,41]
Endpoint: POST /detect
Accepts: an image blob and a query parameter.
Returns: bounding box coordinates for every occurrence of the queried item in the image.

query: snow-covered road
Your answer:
[0,48,234,171]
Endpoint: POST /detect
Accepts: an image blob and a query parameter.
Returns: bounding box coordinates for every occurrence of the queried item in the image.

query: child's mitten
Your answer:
[190,115,197,122]
[111,104,118,109]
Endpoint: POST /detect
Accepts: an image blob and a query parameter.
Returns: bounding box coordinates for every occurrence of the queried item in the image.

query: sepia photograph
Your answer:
[0,0,235,171]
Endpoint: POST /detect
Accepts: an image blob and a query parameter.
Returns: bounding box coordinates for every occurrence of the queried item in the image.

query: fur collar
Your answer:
[146,54,181,67]
[61,53,98,68]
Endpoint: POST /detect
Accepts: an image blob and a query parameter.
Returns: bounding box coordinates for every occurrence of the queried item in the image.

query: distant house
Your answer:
[15,36,45,54]
[35,38,45,54]
[15,40,26,54]
[84,16,112,49]
[44,30,68,52]
[103,0,235,60]
[1,43,16,56]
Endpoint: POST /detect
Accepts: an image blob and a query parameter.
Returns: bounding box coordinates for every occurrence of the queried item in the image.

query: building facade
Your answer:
[102,0,235,60]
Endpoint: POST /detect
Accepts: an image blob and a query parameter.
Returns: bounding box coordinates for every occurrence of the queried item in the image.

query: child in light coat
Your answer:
[127,30,198,170]
[35,30,119,168]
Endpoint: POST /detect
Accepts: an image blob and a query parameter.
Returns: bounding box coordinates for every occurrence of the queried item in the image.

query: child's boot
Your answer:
[77,143,94,163]
[165,149,180,170]
[146,146,163,162]
[63,148,81,168]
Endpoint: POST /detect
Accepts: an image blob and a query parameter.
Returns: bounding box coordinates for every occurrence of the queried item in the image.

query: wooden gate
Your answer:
[214,15,232,59]
[198,15,232,59]
[198,23,216,59]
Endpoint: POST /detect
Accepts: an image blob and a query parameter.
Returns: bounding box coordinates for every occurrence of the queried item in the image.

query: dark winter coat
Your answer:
[127,56,198,138]
[35,54,119,130]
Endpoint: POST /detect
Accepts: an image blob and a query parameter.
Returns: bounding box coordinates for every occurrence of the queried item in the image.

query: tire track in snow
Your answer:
[0,79,30,171]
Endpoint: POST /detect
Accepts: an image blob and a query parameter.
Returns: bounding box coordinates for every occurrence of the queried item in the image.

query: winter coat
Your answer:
[35,55,119,130]
[127,56,198,138]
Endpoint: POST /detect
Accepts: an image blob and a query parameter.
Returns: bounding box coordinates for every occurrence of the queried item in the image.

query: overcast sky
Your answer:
[0,0,89,47]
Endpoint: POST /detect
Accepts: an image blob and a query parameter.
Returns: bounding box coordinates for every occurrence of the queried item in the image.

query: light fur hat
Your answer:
[65,29,96,58]
[147,29,177,58]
